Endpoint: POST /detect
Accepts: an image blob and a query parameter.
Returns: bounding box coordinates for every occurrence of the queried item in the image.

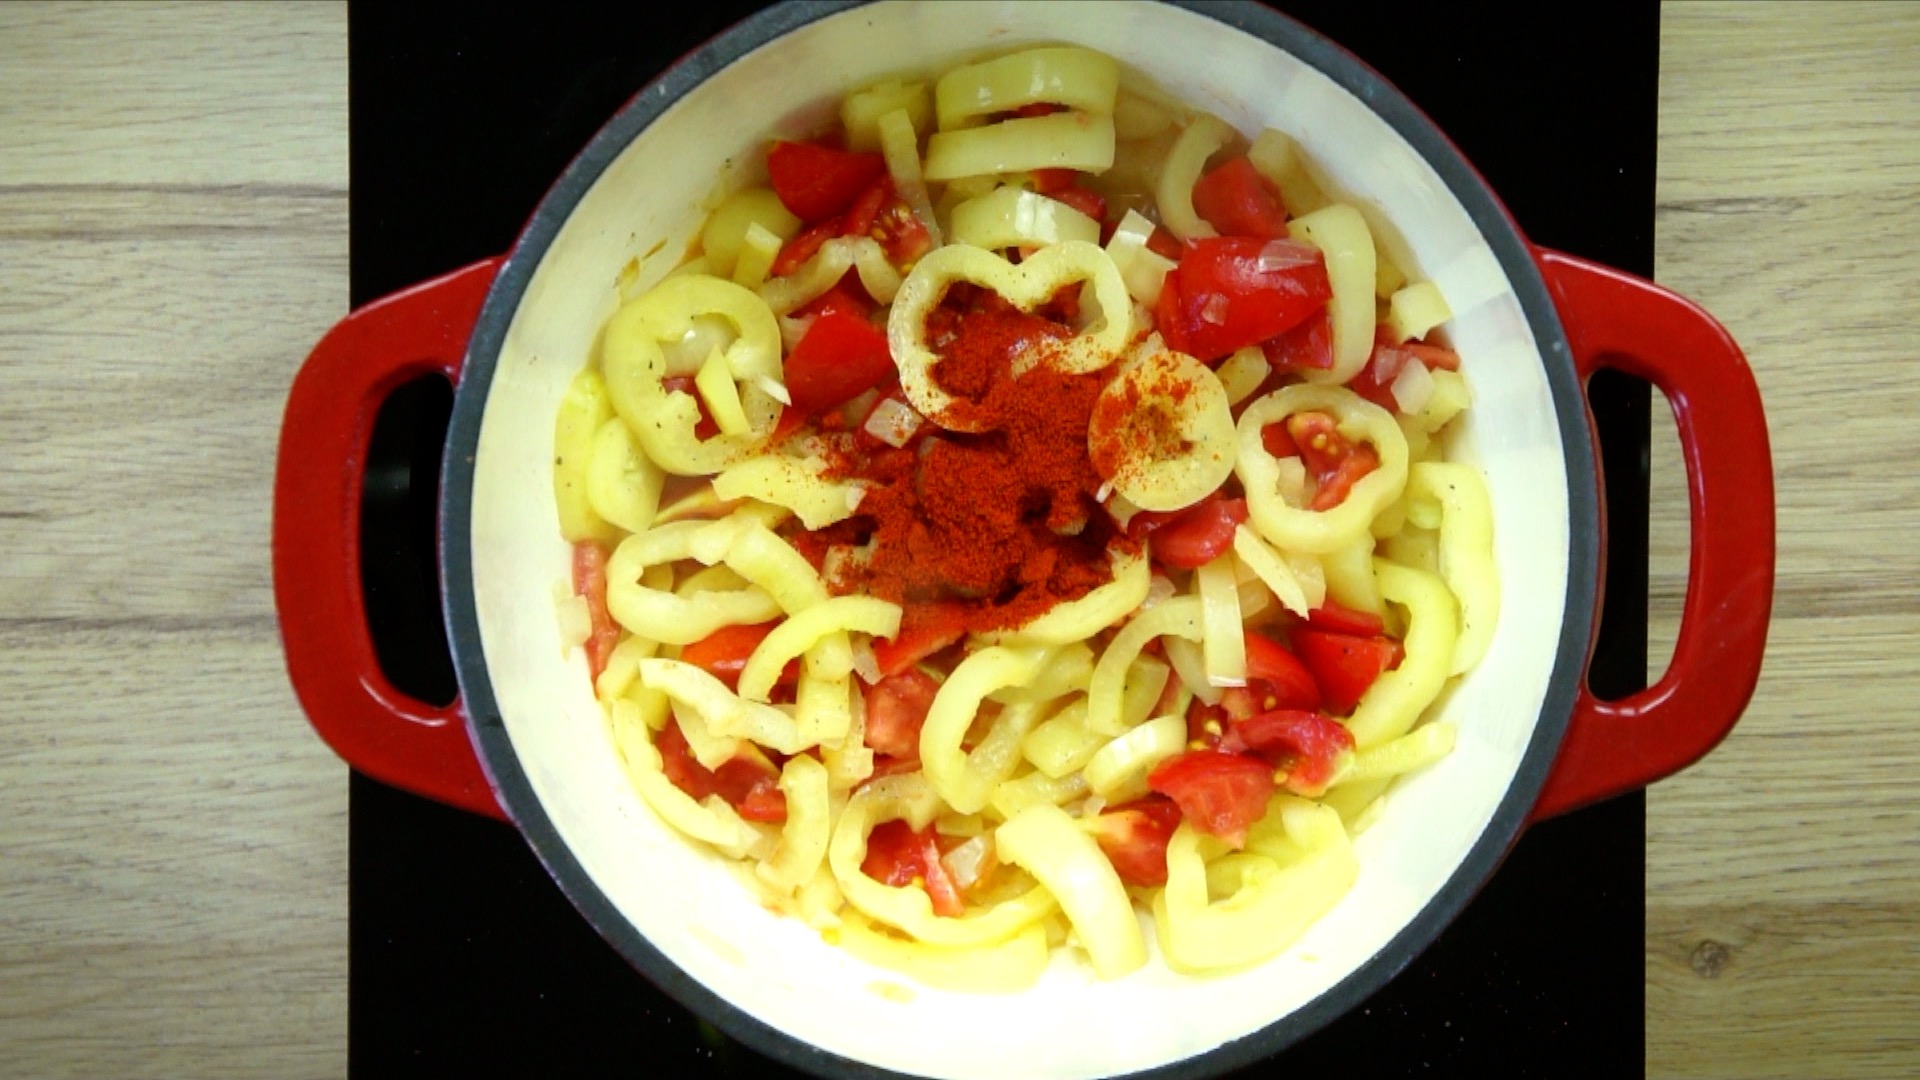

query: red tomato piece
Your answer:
[771,218,839,278]
[1147,750,1276,849]
[733,781,789,823]
[871,194,933,268]
[1184,687,1263,748]
[1286,411,1380,511]
[873,600,971,677]
[782,310,897,418]
[841,174,892,240]
[712,745,787,824]
[1346,339,1417,411]
[1405,341,1462,371]
[654,722,791,823]
[654,719,716,801]
[862,668,941,760]
[766,140,887,224]
[1261,420,1299,459]
[1292,629,1405,716]
[1313,443,1380,512]
[1131,495,1248,570]
[1166,236,1332,362]
[1183,694,1225,749]
[1083,797,1183,887]
[1219,709,1354,796]
[861,819,965,917]
[679,621,787,692]
[1028,167,1076,193]
[1145,226,1185,262]
[1261,308,1334,372]
[1049,184,1108,227]
[1242,631,1324,712]
[1191,156,1289,239]
[1306,601,1387,637]
[571,541,621,682]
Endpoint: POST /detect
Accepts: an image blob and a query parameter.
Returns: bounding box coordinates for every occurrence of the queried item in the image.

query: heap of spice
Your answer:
[814,304,1136,636]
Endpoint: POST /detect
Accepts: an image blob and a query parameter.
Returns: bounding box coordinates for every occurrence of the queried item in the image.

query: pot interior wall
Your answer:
[460,2,1577,1076]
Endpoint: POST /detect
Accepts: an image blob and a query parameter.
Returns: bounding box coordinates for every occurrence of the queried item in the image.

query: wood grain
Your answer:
[2,1,1916,1076]
[1648,3,1920,1077]
[0,4,349,1078]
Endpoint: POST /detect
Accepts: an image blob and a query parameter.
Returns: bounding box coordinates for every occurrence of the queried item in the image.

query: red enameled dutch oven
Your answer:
[274,3,1774,1077]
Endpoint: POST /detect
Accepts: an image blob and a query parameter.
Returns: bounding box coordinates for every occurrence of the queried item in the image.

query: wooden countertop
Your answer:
[1,3,1913,1076]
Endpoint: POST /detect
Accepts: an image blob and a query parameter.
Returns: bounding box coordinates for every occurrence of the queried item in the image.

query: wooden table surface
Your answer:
[2,3,1915,1076]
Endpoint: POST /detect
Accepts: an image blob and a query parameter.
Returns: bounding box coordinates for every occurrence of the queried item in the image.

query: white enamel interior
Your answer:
[464,3,1575,1077]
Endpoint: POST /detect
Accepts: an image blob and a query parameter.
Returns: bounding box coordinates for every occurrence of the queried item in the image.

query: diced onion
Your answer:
[1257,238,1320,272]
[661,314,737,378]
[863,397,925,448]
[1390,355,1436,414]
[1143,573,1178,609]
[1199,293,1229,325]
[942,834,994,890]
[753,374,792,407]
[848,632,881,685]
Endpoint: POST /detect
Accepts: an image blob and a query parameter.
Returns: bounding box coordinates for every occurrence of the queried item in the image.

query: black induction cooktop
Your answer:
[346,3,1655,1075]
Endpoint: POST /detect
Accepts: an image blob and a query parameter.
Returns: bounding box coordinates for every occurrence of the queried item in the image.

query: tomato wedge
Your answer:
[782,310,896,417]
[766,140,887,224]
[1129,494,1248,570]
[655,720,788,823]
[1049,184,1108,228]
[1306,600,1387,637]
[1285,410,1380,511]
[1242,631,1323,712]
[711,746,787,824]
[1292,628,1405,716]
[1191,156,1289,239]
[1083,797,1183,887]
[678,621,788,692]
[1261,307,1334,372]
[861,668,941,760]
[862,819,965,917]
[1219,709,1354,796]
[872,188,934,268]
[1148,750,1275,848]
[771,218,839,278]
[1161,236,1332,362]
[571,541,621,681]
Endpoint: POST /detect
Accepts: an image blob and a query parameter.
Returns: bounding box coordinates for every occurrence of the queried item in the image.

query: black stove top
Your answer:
[347,4,1655,1075]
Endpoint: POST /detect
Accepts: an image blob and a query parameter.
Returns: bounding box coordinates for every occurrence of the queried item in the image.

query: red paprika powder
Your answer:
[818,305,1135,637]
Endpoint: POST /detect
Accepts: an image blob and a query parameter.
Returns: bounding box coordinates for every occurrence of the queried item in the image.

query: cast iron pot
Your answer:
[274,3,1774,1077]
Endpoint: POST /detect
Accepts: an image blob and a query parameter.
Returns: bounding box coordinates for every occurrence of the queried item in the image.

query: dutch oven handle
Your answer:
[273,258,509,821]
[1527,249,1774,821]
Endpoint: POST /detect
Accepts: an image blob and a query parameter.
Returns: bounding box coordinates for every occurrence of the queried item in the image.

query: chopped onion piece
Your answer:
[754,373,793,407]
[1390,356,1436,414]
[1143,573,1178,609]
[1272,455,1309,508]
[863,396,925,448]
[661,314,737,378]
[1256,238,1320,272]
[778,314,814,353]
[848,633,881,685]
[942,834,994,890]
[1199,293,1229,326]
